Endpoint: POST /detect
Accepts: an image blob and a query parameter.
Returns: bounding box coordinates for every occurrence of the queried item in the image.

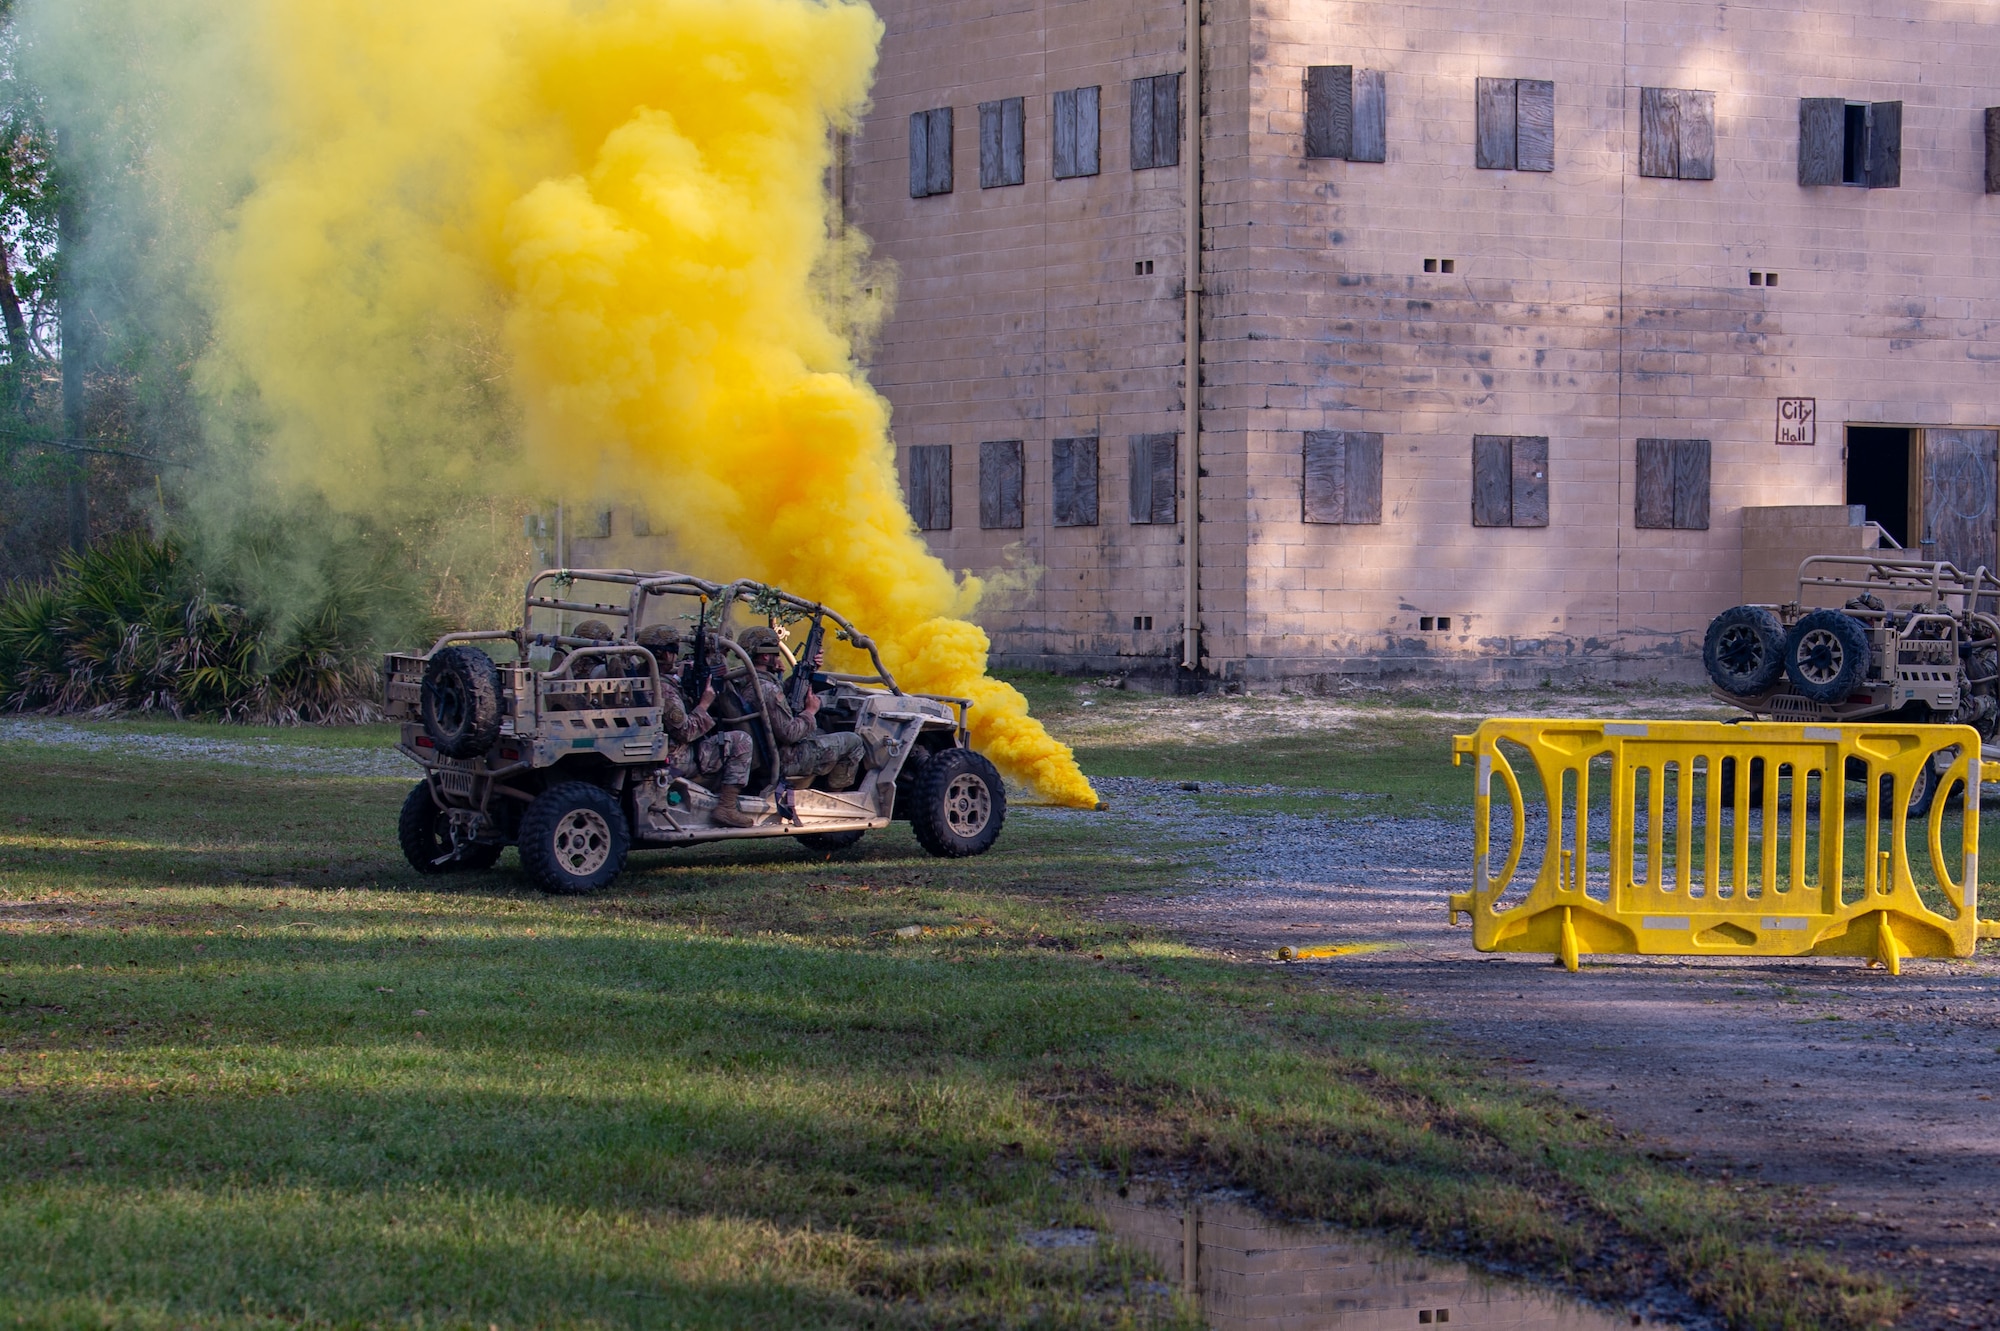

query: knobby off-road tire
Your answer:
[1782,609,1872,703]
[795,829,867,854]
[910,748,1006,859]
[397,782,502,874]
[421,645,504,758]
[1703,605,1787,697]
[518,781,629,894]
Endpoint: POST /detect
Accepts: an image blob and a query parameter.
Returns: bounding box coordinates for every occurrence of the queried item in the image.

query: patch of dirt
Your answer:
[1089,779,2000,1331]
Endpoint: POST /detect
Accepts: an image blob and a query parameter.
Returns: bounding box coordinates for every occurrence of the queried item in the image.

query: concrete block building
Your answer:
[840,0,2000,686]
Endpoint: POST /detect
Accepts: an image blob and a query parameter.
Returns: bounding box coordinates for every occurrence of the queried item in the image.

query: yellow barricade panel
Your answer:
[1448,720,1985,973]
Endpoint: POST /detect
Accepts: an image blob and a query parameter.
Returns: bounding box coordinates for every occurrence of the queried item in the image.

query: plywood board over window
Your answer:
[1800,97,1900,187]
[907,445,952,531]
[1301,430,1383,523]
[908,107,953,197]
[1130,73,1180,170]
[1635,439,1711,530]
[1053,87,1100,179]
[1471,435,1549,527]
[1638,88,1715,180]
[979,97,1024,188]
[1051,437,1099,527]
[979,440,1024,529]
[1476,78,1553,172]
[1304,66,1385,163]
[1128,433,1177,524]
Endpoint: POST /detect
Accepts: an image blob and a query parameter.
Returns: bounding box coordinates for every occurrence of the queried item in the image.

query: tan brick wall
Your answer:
[851,0,2000,683]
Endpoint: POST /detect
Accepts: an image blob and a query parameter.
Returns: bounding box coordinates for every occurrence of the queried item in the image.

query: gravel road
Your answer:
[1081,777,2000,1331]
[0,718,414,778]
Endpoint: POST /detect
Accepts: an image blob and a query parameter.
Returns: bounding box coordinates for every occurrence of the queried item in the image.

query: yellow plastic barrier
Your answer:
[1448,720,1992,974]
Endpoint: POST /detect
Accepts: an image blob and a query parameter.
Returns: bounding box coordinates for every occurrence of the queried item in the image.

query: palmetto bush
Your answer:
[0,535,379,723]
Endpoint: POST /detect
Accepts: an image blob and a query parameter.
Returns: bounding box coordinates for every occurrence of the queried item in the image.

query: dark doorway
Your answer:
[1846,426,1911,547]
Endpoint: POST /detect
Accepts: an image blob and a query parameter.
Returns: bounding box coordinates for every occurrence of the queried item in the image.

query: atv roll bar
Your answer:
[1796,554,2000,607]
[521,568,905,696]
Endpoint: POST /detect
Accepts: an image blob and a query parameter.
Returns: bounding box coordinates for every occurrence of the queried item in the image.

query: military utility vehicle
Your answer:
[383,569,1005,893]
[1703,553,2000,809]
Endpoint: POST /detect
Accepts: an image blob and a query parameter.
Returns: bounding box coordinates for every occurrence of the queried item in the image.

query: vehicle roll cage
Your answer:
[421,568,905,694]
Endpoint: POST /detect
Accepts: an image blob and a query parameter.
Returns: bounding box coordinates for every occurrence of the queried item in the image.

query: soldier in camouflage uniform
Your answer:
[634,625,757,825]
[737,627,866,792]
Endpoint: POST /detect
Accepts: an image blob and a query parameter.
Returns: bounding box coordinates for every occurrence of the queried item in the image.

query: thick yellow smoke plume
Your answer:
[39,0,1097,806]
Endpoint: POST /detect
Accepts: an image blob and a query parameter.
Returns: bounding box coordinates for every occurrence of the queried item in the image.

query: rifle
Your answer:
[786,607,825,713]
[678,596,714,708]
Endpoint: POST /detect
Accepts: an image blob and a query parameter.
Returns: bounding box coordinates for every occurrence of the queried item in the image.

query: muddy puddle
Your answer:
[1093,1188,1666,1330]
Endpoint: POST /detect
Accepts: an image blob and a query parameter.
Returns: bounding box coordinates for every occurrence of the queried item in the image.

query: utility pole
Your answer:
[56,127,87,552]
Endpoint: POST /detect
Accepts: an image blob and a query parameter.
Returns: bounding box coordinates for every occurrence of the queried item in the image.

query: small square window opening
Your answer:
[1420,616,1435,631]
[1423,258,1437,273]
[1132,615,1154,631]
[1765,271,1778,286]
[1750,271,1763,286]
[1440,258,1455,273]
[1437,616,1451,630]
[1419,1314,1433,1326]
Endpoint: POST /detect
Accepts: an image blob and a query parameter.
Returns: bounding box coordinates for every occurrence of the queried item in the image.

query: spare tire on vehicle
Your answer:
[421,645,504,758]
[1782,609,1872,704]
[1702,605,1787,696]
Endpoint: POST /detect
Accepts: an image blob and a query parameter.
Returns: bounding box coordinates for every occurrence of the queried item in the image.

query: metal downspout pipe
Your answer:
[1181,0,1202,674]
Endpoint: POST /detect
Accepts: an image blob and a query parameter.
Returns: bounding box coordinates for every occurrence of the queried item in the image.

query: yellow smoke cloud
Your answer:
[51,0,1098,807]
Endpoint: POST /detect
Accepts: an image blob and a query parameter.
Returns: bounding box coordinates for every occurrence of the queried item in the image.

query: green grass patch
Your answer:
[0,726,1900,1330]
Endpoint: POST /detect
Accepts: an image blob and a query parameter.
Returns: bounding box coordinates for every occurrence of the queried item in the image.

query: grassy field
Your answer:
[0,688,1904,1330]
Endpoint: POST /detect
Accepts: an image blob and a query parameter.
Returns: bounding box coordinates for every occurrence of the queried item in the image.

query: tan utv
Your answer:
[1702,553,2000,811]
[382,569,1005,893]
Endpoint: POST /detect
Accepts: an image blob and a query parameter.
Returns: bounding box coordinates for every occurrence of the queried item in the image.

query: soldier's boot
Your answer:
[711,785,758,828]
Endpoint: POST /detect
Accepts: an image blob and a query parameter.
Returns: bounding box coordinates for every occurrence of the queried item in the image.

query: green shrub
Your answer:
[0,534,378,722]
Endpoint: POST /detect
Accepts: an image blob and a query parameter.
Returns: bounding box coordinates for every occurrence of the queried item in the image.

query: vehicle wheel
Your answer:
[397,782,502,873]
[910,748,1006,859]
[421,645,504,758]
[517,781,629,894]
[1907,746,1956,819]
[795,829,866,854]
[1702,605,1787,696]
[1716,757,1764,809]
[1782,609,1872,704]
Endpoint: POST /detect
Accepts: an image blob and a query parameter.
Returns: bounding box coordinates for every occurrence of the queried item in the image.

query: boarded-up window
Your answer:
[1866,101,1902,188]
[1986,108,2000,194]
[1476,77,1553,172]
[1130,74,1180,170]
[907,445,952,530]
[979,97,1025,188]
[1301,431,1384,524]
[1052,87,1100,179]
[1800,97,1900,187]
[908,107,953,197]
[1128,433,1177,524]
[1051,437,1099,527]
[979,440,1024,529]
[1471,435,1550,528]
[1304,66,1386,163]
[1638,88,1715,180]
[1634,439,1711,530]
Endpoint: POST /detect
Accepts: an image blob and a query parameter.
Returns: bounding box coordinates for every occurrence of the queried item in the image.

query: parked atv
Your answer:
[1702,554,2000,810]
[382,569,1005,893]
